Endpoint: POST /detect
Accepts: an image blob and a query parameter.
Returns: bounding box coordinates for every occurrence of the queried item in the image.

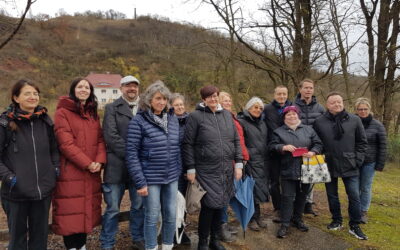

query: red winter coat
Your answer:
[232,114,250,161]
[52,96,106,236]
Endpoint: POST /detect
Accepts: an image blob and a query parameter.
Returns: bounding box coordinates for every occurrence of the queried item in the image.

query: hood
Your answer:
[56,96,78,112]
[295,93,318,106]
[196,102,224,113]
[238,110,263,123]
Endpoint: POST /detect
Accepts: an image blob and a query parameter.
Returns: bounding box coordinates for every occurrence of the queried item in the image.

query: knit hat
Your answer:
[244,97,264,111]
[200,85,219,99]
[120,75,140,86]
[282,105,300,117]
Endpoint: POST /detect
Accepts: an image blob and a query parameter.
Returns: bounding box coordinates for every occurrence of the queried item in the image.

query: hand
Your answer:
[302,151,316,158]
[187,173,196,183]
[234,168,242,180]
[87,162,97,172]
[283,145,297,152]
[137,186,148,196]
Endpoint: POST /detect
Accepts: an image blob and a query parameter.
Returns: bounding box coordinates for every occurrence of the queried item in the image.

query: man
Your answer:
[263,85,292,221]
[294,79,325,215]
[313,92,368,240]
[100,75,145,250]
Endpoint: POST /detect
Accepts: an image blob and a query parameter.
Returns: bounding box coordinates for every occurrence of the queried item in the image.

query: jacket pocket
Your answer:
[342,152,357,172]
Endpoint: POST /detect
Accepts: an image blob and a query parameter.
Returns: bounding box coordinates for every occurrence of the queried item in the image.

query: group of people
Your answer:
[0,77,386,250]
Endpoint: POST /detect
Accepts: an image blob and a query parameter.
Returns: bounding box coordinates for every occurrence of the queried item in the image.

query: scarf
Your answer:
[272,100,290,115]
[327,110,348,140]
[123,96,140,116]
[6,103,47,121]
[150,110,168,133]
[360,114,373,129]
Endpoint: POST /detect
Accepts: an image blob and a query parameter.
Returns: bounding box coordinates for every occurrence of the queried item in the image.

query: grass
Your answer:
[310,162,400,250]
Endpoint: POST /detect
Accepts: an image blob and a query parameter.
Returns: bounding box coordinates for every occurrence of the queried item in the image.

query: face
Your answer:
[120,82,139,101]
[75,80,91,102]
[13,85,39,112]
[284,111,300,126]
[151,92,167,115]
[172,98,185,116]
[220,95,232,111]
[299,81,314,99]
[203,92,219,110]
[248,103,263,118]
[274,87,288,105]
[326,95,344,115]
[356,103,370,118]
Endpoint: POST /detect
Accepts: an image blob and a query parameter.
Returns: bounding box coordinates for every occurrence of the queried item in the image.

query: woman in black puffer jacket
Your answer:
[354,98,387,224]
[0,80,59,250]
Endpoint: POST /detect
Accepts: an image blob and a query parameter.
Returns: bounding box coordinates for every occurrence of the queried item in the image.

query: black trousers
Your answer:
[1,196,51,250]
[280,179,311,226]
[198,203,223,240]
[63,233,87,249]
[268,157,282,210]
[251,202,261,221]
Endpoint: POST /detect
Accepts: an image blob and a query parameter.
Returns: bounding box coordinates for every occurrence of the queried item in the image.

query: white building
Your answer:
[86,73,122,109]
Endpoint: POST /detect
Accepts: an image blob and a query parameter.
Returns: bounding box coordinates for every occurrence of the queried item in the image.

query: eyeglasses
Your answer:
[357,108,369,111]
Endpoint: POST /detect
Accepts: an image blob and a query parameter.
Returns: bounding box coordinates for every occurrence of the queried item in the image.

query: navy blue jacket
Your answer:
[125,110,181,189]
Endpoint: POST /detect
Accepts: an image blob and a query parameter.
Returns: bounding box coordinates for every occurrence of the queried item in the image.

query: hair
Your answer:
[219,91,232,101]
[139,80,171,112]
[169,93,185,106]
[298,78,314,88]
[326,91,343,101]
[9,79,41,131]
[354,97,372,112]
[69,77,98,119]
[274,85,288,93]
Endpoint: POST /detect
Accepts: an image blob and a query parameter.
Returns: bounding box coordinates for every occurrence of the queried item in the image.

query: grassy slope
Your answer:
[310,163,400,249]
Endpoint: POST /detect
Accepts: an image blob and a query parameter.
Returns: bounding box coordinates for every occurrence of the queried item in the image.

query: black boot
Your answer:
[209,237,226,250]
[218,223,235,242]
[197,237,208,250]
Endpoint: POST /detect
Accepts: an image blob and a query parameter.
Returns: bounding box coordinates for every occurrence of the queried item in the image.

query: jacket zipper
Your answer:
[31,121,42,200]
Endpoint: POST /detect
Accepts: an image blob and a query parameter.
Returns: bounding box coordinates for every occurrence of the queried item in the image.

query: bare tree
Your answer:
[0,0,35,50]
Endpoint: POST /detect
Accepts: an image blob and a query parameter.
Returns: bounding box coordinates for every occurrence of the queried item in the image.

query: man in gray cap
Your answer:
[100,75,145,250]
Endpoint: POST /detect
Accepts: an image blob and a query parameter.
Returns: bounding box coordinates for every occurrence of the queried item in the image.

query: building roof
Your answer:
[86,73,122,88]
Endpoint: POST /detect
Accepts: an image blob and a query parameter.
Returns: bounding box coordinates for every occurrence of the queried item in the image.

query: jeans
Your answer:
[359,162,376,212]
[325,176,362,226]
[143,181,178,249]
[1,196,51,250]
[280,179,311,226]
[198,203,223,240]
[100,182,144,248]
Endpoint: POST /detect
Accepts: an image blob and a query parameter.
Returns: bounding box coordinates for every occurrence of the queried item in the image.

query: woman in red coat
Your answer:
[52,77,106,250]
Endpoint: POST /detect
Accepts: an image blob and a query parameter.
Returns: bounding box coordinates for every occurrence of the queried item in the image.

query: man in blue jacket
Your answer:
[100,75,144,250]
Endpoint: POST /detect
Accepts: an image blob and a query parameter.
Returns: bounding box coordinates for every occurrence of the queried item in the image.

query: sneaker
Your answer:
[349,224,368,240]
[227,224,239,234]
[256,218,268,228]
[327,221,343,230]
[248,220,260,231]
[276,225,289,238]
[360,211,368,224]
[304,202,318,216]
[218,223,236,242]
[291,220,309,232]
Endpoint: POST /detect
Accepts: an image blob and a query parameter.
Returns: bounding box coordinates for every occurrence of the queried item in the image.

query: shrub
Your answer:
[387,134,400,164]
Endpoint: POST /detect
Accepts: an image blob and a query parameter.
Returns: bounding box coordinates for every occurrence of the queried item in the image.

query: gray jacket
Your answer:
[313,111,368,178]
[102,97,135,184]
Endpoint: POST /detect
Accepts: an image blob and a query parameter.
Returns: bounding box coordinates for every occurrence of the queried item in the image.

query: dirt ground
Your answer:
[0,188,353,250]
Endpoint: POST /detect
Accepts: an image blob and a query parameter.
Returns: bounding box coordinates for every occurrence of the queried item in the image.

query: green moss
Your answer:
[308,163,400,249]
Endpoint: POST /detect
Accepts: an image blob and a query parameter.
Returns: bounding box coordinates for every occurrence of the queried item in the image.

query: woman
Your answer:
[237,97,269,231]
[183,85,243,250]
[269,106,322,238]
[355,98,387,224]
[170,93,191,245]
[126,81,181,250]
[0,80,58,250]
[218,91,249,240]
[52,77,106,250]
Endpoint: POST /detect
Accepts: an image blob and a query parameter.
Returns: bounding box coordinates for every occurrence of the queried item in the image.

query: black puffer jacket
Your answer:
[294,94,325,125]
[269,123,323,180]
[238,111,269,203]
[0,109,59,201]
[264,100,292,139]
[313,111,368,178]
[182,103,243,209]
[102,97,134,184]
[360,116,387,171]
